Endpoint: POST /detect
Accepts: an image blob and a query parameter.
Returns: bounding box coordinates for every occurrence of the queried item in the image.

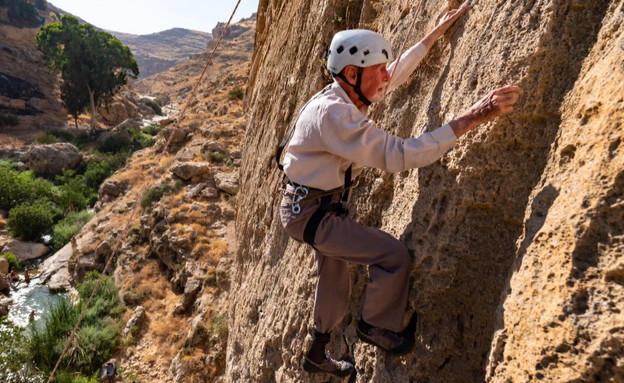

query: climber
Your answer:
[277,1,522,378]
[99,359,117,382]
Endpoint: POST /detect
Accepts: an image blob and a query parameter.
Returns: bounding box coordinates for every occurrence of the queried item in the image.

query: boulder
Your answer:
[3,239,49,262]
[214,172,239,194]
[38,242,72,292]
[27,143,84,175]
[0,274,8,293]
[0,258,8,274]
[122,305,145,337]
[99,179,129,198]
[201,187,219,199]
[173,277,202,316]
[98,99,140,124]
[95,126,132,147]
[185,181,219,200]
[171,161,212,181]
[0,147,28,163]
[0,297,11,316]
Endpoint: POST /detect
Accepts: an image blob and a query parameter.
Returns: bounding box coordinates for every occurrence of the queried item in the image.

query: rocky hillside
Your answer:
[43,14,256,383]
[230,1,623,382]
[0,5,66,142]
[135,14,256,101]
[113,28,213,79]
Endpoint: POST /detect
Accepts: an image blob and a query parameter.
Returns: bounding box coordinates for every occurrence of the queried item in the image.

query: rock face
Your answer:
[122,305,146,337]
[38,242,73,292]
[229,1,623,383]
[27,143,84,175]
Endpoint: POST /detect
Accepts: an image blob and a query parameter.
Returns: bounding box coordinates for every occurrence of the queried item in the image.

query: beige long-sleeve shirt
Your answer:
[283,42,457,191]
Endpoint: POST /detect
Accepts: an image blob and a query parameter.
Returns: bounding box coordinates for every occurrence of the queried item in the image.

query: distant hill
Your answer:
[112,28,213,79]
[135,14,256,102]
[47,3,213,79]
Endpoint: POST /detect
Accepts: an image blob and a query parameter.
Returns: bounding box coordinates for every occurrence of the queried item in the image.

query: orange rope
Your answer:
[45,1,243,382]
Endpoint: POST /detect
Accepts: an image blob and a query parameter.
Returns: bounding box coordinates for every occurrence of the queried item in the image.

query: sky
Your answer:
[48,0,260,35]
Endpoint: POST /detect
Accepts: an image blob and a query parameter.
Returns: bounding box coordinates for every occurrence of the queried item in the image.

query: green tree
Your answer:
[36,15,139,127]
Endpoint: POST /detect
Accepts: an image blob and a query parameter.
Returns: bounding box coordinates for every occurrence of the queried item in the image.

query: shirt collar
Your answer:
[331,80,369,115]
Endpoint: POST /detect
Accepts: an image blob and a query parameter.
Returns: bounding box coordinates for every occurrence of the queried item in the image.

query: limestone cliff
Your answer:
[231,0,623,382]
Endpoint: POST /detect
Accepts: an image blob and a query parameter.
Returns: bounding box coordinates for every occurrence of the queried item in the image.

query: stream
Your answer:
[5,259,67,328]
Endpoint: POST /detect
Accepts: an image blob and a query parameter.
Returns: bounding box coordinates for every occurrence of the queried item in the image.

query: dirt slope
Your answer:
[230,1,623,382]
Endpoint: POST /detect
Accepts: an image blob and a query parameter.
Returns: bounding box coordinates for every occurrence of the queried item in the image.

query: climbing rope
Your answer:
[45,1,243,382]
[387,2,424,86]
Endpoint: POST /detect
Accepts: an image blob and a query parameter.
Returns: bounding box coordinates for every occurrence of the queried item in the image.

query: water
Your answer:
[6,272,66,328]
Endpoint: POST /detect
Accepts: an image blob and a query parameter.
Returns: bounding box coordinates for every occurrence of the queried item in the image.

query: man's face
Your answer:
[360,63,391,103]
[342,63,391,105]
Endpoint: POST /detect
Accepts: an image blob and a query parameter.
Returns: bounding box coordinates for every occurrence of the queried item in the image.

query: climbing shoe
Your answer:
[302,351,355,377]
[356,313,418,356]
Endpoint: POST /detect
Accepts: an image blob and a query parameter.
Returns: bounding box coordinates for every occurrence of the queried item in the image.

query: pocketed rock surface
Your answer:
[230,1,623,382]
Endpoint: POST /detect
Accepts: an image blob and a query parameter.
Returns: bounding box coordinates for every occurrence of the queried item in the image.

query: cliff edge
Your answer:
[231,0,623,382]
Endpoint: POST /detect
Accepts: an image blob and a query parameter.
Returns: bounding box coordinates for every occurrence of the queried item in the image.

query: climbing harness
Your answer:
[45,1,244,382]
[275,84,354,246]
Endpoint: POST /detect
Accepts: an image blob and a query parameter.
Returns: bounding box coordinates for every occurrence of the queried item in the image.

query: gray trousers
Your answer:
[280,186,411,333]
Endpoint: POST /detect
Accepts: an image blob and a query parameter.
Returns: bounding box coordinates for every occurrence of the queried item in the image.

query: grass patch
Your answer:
[0,252,22,271]
[28,271,125,378]
[141,181,184,210]
[227,87,244,101]
[142,123,161,136]
[33,132,60,144]
[52,210,93,250]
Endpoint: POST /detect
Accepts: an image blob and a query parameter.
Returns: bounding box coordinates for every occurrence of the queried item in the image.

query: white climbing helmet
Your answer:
[327,29,394,74]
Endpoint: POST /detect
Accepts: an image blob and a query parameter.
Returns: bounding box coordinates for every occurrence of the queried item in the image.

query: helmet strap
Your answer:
[336,67,372,106]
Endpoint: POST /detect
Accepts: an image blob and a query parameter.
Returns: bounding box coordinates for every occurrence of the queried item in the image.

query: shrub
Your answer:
[208,151,225,163]
[140,98,162,115]
[52,210,93,250]
[0,166,54,210]
[0,159,17,170]
[56,171,95,212]
[33,132,60,145]
[0,317,45,383]
[128,127,155,149]
[98,135,133,153]
[7,202,54,241]
[48,130,93,150]
[140,182,182,210]
[142,123,161,136]
[84,151,129,190]
[0,252,22,271]
[228,87,244,101]
[28,271,124,376]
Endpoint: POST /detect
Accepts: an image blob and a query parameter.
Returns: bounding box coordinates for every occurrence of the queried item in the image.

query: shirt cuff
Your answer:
[431,123,458,149]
